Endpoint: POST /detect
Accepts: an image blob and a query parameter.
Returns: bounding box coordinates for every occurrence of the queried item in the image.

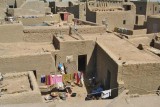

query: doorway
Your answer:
[60,13,64,21]
[33,70,37,79]
[78,55,87,72]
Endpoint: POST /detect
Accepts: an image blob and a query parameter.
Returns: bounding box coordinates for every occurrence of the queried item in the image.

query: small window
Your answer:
[155,7,157,11]
[123,20,126,25]
[139,7,142,11]
[9,5,14,8]
[124,5,131,11]
[136,16,138,24]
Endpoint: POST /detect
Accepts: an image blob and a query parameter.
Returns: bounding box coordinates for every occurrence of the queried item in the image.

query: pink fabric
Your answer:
[74,72,80,84]
[51,75,56,84]
[49,75,54,85]
[51,75,62,85]
[55,75,62,83]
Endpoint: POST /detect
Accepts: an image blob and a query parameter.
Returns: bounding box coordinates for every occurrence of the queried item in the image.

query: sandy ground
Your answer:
[42,84,87,106]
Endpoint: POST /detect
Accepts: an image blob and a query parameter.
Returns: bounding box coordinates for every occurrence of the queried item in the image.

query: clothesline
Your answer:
[87,86,124,95]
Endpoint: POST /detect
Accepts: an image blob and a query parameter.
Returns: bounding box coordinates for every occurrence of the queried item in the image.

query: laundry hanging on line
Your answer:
[101,89,111,99]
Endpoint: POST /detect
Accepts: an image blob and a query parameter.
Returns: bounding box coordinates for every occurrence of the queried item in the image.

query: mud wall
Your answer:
[55,40,96,77]
[147,17,160,33]
[96,43,119,98]
[0,53,56,84]
[23,26,69,43]
[120,63,160,95]
[0,23,24,43]
[18,15,60,26]
[96,11,135,31]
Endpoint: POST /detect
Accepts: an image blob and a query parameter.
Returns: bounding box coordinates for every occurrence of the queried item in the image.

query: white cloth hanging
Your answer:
[101,89,111,99]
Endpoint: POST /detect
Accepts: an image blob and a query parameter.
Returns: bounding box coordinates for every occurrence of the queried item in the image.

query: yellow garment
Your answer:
[62,74,73,82]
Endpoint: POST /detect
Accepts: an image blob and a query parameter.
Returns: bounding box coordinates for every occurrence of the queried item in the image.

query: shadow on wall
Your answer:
[95,43,119,98]
[83,45,97,93]
[83,44,119,99]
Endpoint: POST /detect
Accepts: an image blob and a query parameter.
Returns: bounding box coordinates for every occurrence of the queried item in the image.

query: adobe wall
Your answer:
[132,29,147,35]
[96,43,119,98]
[0,23,24,43]
[96,41,160,97]
[135,15,145,26]
[0,8,6,20]
[23,24,105,43]
[146,2,159,18]
[13,9,44,17]
[16,0,26,8]
[66,3,86,20]
[66,5,80,19]
[72,26,106,34]
[120,62,160,95]
[147,16,160,33]
[18,15,60,26]
[132,1,147,16]
[96,11,135,31]
[132,2,159,19]
[13,1,46,17]
[54,39,96,77]
[0,53,56,84]
[79,3,86,20]
[86,7,96,23]
[23,26,69,43]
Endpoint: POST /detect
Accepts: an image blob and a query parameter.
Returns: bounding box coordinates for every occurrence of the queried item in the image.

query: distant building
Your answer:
[86,1,136,31]
[132,0,159,19]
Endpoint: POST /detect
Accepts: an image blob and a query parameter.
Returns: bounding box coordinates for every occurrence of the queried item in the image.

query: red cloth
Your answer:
[74,72,82,84]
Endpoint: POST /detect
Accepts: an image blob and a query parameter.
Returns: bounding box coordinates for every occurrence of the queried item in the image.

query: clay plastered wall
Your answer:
[75,26,106,34]
[20,1,45,14]
[66,5,79,19]
[96,11,135,31]
[120,63,160,95]
[136,15,145,26]
[96,44,119,98]
[14,9,44,17]
[18,15,60,26]
[146,2,159,17]
[0,23,24,43]
[147,17,160,33]
[0,8,6,20]
[56,40,96,76]
[132,2,147,16]
[132,29,147,35]
[0,53,55,84]
[86,8,96,23]
[23,26,69,43]
[16,0,26,8]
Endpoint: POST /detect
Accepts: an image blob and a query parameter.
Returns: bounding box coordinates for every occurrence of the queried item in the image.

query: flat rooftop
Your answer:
[96,34,160,64]
[0,42,55,57]
[0,72,32,95]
